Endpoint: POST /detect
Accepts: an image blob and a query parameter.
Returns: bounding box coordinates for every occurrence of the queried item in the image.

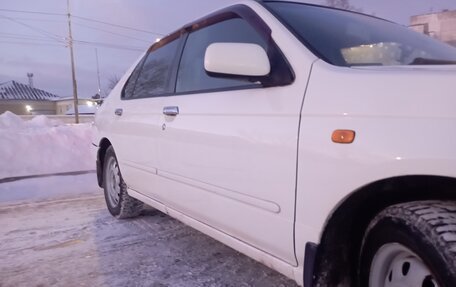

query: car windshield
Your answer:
[264,1,456,67]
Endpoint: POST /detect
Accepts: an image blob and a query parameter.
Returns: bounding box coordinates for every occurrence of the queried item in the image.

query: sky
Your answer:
[1,0,455,98]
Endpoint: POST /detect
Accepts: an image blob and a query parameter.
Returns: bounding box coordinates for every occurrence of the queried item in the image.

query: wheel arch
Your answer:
[96,137,113,188]
[312,175,456,286]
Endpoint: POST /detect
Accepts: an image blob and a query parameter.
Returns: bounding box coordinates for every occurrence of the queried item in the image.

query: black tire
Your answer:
[102,146,143,219]
[359,201,456,287]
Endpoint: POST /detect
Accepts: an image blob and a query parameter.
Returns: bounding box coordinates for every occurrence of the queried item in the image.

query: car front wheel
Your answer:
[359,201,456,287]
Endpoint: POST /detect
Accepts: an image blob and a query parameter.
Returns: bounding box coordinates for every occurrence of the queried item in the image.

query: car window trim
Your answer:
[121,4,295,101]
[172,83,264,97]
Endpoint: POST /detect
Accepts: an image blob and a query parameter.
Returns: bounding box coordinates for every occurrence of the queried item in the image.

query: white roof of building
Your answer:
[0,80,60,101]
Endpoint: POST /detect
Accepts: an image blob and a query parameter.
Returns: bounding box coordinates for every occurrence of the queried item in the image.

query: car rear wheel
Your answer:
[103,146,143,219]
[359,201,456,287]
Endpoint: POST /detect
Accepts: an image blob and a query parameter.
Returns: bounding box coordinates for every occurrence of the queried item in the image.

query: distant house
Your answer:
[0,80,98,115]
[410,10,456,47]
[65,104,98,115]
[0,80,60,115]
[56,97,97,115]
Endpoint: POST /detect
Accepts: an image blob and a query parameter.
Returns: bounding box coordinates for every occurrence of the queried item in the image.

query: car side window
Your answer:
[128,38,180,99]
[122,56,146,100]
[176,18,268,93]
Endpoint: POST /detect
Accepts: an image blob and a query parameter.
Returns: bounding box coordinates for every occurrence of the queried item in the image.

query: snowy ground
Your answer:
[0,173,98,204]
[0,113,298,287]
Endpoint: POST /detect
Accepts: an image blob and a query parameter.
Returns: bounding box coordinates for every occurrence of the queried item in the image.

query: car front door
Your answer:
[155,6,314,265]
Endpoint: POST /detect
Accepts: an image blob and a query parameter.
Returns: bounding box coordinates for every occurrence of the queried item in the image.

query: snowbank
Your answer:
[0,112,94,179]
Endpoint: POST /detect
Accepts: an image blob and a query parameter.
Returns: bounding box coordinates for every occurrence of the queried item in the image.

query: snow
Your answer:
[0,173,99,205]
[0,111,94,179]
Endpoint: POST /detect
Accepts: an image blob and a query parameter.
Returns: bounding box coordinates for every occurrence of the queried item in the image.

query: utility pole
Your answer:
[95,48,102,96]
[67,0,79,124]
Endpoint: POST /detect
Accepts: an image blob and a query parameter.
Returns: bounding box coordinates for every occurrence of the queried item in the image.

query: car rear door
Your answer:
[109,35,182,198]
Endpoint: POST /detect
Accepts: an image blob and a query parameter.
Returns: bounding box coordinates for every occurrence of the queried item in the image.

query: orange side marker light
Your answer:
[332,130,356,144]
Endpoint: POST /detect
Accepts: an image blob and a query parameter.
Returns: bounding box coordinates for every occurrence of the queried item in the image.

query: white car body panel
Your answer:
[92,1,456,286]
[143,1,316,266]
[156,87,303,265]
[112,96,162,196]
[294,60,456,265]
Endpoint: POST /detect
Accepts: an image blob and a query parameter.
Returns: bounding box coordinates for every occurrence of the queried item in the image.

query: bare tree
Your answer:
[326,0,361,12]
[106,74,120,95]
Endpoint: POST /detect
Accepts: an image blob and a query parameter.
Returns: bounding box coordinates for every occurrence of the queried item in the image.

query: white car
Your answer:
[93,1,456,286]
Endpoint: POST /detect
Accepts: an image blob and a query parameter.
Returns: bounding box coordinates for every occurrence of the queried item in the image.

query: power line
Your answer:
[0,8,65,16]
[1,34,64,42]
[0,32,55,39]
[72,15,165,36]
[0,14,66,43]
[73,21,151,43]
[0,40,65,47]
[5,17,66,23]
[0,38,144,52]
[73,39,144,52]
[0,8,165,36]
[0,30,146,52]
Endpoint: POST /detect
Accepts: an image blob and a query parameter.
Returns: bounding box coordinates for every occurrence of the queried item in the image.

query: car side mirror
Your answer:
[204,43,271,77]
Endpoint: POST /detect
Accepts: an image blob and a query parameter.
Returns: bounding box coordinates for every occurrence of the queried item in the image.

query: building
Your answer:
[410,10,456,47]
[0,80,60,115]
[0,80,97,115]
[56,97,97,115]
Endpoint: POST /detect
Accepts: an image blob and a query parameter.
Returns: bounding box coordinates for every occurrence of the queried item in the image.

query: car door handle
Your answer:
[114,108,123,116]
[163,106,179,116]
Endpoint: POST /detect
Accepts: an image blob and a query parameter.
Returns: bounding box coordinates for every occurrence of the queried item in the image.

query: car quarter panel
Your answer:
[294,60,456,271]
